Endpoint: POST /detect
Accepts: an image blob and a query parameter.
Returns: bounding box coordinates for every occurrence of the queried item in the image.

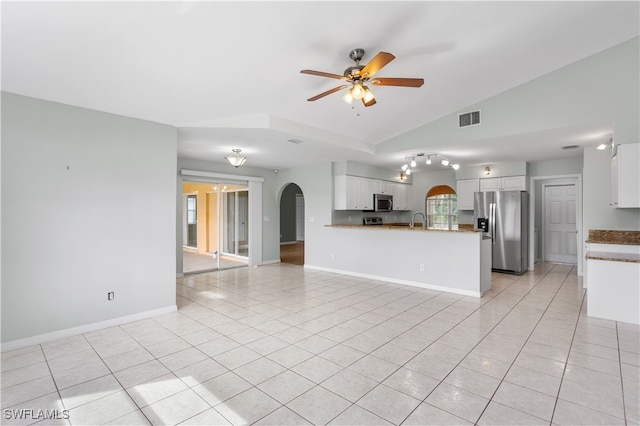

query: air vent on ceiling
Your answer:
[287,138,304,144]
[459,110,481,128]
[562,145,580,150]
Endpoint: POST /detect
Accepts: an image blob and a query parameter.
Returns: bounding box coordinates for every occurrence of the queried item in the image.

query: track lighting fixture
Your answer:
[400,153,461,172]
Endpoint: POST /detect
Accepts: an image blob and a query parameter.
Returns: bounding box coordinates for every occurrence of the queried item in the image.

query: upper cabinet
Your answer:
[611,143,640,208]
[479,175,527,192]
[392,183,412,211]
[335,176,411,210]
[335,175,373,210]
[456,179,479,210]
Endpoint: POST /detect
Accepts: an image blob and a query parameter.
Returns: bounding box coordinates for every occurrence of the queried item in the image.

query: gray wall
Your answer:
[2,93,178,344]
[280,183,302,243]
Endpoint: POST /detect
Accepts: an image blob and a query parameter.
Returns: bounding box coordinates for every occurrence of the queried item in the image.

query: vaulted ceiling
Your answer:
[2,1,638,170]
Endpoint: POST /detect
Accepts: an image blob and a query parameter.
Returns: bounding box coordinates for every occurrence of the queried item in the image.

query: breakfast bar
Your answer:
[310,224,492,298]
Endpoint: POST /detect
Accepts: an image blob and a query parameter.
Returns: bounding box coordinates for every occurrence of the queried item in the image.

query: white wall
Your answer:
[273,164,333,266]
[583,147,640,234]
[410,170,457,212]
[1,93,178,344]
[376,37,639,156]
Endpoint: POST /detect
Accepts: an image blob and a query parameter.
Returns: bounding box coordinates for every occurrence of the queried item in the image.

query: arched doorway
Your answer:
[279,183,305,265]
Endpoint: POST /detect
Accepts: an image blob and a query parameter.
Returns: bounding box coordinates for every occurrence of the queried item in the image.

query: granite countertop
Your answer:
[586,230,640,246]
[326,223,480,233]
[586,251,640,263]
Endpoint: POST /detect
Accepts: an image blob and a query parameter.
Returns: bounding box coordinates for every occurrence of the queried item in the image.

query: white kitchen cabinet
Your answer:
[611,143,640,208]
[392,183,412,211]
[334,175,374,210]
[479,175,526,192]
[335,176,411,210]
[373,180,393,195]
[456,179,479,210]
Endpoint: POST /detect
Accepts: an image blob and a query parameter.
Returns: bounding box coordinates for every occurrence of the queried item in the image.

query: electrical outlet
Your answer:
[419,264,425,272]
[107,291,115,301]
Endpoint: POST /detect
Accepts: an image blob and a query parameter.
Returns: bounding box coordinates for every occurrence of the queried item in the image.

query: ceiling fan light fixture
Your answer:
[351,82,365,100]
[342,91,353,104]
[363,86,375,104]
[226,149,247,168]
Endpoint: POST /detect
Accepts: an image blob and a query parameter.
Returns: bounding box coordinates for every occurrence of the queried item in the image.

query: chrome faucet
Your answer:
[411,211,426,228]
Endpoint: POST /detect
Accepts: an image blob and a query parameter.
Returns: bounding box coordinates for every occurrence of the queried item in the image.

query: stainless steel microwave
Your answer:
[373,193,393,212]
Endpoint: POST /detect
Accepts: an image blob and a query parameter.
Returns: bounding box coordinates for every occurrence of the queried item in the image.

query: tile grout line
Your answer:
[408,264,570,425]
[535,266,585,425]
[615,321,629,425]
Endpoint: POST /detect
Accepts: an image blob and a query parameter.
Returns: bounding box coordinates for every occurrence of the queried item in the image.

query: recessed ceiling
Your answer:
[2,1,638,170]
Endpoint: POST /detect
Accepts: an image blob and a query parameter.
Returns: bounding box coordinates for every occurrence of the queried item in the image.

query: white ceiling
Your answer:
[2,1,638,171]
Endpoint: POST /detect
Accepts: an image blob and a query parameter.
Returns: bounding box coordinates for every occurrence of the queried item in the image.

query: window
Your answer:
[426,185,458,230]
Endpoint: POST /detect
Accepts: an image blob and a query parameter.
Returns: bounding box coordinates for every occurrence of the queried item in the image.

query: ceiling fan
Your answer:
[300,48,424,107]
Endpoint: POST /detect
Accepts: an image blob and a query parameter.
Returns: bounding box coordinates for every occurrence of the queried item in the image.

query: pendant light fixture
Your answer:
[226,149,247,168]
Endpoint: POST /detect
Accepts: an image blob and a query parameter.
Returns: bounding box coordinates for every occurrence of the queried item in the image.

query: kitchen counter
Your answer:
[586,229,640,245]
[308,224,492,298]
[585,229,640,325]
[326,223,480,233]
[586,251,640,263]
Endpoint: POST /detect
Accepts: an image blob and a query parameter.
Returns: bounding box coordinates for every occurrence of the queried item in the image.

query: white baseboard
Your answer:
[1,305,178,353]
[261,259,281,265]
[303,264,481,298]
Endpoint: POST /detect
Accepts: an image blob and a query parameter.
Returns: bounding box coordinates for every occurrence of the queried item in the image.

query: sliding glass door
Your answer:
[182,181,248,273]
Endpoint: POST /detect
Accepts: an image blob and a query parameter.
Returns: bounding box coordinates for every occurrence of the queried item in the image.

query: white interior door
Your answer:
[544,184,577,263]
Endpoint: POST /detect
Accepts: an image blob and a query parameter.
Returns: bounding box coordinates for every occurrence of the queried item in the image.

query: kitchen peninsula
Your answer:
[313,224,492,298]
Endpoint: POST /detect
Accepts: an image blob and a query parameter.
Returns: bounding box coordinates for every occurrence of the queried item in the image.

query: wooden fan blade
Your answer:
[370,77,424,87]
[300,69,348,80]
[360,52,395,78]
[307,85,348,101]
[362,97,377,107]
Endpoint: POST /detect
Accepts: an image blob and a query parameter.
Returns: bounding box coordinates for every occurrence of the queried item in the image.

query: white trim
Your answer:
[1,305,177,352]
[181,169,265,183]
[528,174,583,276]
[262,259,281,265]
[304,264,483,298]
[280,241,297,245]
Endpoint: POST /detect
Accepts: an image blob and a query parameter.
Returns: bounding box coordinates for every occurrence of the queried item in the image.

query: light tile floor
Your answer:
[2,263,639,425]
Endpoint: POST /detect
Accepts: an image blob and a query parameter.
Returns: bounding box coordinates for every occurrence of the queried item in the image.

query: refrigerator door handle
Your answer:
[490,202,496,244]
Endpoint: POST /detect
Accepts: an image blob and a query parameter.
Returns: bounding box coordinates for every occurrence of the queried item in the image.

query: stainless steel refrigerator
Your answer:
[474,191,528,275]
